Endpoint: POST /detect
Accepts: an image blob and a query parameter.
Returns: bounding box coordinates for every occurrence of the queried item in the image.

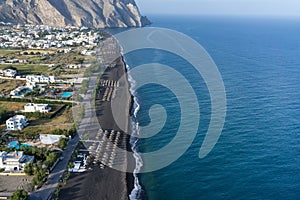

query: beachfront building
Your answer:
[26,75,56,83]
[6,115,28,131]
[24,103,51,113]
[40,134,65,145]
[0,151,34,171]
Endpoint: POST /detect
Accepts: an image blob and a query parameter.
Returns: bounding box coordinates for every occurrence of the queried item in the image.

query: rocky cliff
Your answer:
[0,0,150,28]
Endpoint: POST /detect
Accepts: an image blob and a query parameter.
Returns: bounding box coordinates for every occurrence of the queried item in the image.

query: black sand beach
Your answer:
[59,43,135,199]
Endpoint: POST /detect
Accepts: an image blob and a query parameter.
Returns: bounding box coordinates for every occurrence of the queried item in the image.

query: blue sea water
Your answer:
[124,15,300,200]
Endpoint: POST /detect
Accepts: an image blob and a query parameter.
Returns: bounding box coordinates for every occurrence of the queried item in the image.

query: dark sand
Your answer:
[58,56,135,200]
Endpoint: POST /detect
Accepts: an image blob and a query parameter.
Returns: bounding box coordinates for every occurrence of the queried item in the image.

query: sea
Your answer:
[122,15,300,200]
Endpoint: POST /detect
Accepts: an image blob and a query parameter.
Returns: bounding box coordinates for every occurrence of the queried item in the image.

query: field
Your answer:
[0,79,25,95]
[0,64,49,75]
[0,101,72,125]
[3,105,74,139]
[0,49,21,56]
[0,101,25,112]
[23,106,73,134]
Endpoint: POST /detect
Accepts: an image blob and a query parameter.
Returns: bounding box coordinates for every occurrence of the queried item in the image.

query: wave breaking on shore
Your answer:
[125,62,144,200]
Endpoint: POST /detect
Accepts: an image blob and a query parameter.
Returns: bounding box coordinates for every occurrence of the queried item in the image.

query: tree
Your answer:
[0,107,12,123]
[24,163,34,176]
[11,190,29,200]
[57,137,67,150]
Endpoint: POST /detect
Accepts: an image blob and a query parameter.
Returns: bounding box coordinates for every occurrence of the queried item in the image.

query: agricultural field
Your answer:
[0,49,21,56]
[26,105,73,126]
[0,64,49,75]
[0,101,25,112]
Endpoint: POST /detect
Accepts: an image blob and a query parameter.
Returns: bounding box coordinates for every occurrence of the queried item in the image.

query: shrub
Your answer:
[11,190,29,200]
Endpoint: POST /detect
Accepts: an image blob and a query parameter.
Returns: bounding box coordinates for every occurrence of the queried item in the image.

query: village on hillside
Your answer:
[0,22,104,199]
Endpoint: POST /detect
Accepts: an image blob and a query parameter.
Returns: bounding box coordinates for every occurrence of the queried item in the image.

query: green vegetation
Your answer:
[57,137,68,150]
[0,64,48,75]
[24,162,34,176]
[83,64,101,77]
[0,49,21,56]
[45,152,59,167]
[22,146,60,187]
[50,126,76,138]
[0,107,13,123]
[31,162,47,187]
[79,79,89,94]
[0,97,72,106]
[11,189,29,200]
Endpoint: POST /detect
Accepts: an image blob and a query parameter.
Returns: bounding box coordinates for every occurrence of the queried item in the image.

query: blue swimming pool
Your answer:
[61,92,73,98]
[8,141,31,150]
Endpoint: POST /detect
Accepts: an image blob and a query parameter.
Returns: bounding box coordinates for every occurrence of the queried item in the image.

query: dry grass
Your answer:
[9,106,74,137]
[0,64,49,75]
[0,49,21,56]
[28,106,73,127]
[0,79,25,95]
[48,106,73,124]
[0,101,25,112]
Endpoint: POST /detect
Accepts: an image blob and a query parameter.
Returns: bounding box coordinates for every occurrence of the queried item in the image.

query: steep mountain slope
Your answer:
[0,0,150,28]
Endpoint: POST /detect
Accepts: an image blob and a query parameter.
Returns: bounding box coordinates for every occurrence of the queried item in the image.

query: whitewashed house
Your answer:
[10,86,31,96]
[67,64,82,69]
[0,151,34,171]
[24,103,51,113]
[1,69,17,77]
[6,115,28,131]
[26,75,56,83]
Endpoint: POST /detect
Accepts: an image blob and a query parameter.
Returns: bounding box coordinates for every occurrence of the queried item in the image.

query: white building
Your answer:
[0,151,34,171]
[40,134,65,145]
[24,103,51,113]
[0,69,17,77]
[26,75,56,83]
[6,115,28,131]
[67,64,82,69]
[10,86,31,96]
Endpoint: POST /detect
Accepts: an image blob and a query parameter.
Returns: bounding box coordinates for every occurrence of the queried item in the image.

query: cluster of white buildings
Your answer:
[0,151,34,172]
[24,103,51,113]
[26,75,56,83]
[0,69,17,78]
[6,115,28,131]
[0,23,102,49]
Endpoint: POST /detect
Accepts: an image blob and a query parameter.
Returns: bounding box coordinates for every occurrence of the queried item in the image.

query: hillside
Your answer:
[0,0,150,28]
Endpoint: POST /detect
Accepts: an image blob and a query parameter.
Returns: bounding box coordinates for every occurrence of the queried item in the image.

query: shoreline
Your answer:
[58,36,135,200]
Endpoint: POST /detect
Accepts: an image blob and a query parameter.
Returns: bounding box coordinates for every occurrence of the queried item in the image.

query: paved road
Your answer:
[29,70,102,200]
[29,134,79,200]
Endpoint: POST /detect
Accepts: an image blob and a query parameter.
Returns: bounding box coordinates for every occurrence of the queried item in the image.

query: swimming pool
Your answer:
[8,141,31,150]
[61,92,73,98]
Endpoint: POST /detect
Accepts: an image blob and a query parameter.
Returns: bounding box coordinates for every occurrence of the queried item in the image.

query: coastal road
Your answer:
[29,67,103,200]
[29,134,80,200]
